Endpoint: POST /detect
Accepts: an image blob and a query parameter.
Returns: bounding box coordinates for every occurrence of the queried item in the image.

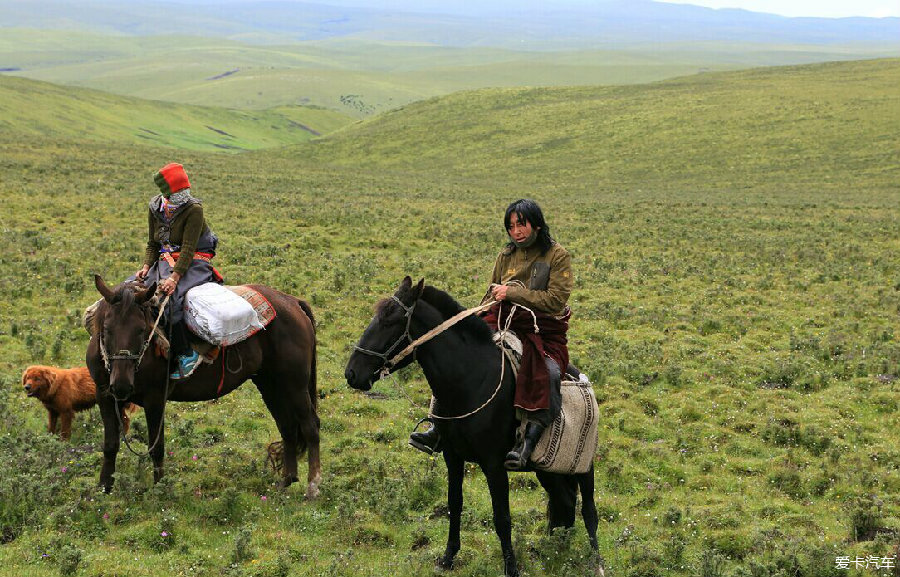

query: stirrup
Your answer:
[409,417,442,455]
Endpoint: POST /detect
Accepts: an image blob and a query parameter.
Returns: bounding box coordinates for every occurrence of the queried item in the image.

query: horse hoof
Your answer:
[436,556,453,570]
[595,555,606,577]
[305,482,320,500]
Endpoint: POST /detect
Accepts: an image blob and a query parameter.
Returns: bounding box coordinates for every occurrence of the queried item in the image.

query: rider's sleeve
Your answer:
[143,210,160,267]
[505,247,572,314]
[480,252,506,306]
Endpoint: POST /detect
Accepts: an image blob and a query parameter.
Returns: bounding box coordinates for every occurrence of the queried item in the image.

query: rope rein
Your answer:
[383,299,497,375]
[354,284,540,421]
[99,292,174,457]
[99,294,171,372]
[429,299,535,420]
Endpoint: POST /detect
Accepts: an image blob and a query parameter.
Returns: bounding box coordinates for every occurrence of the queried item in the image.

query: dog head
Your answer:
[22,366,57,400]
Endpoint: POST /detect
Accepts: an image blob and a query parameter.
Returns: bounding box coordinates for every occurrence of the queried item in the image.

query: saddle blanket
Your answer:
[493,332,599,474]
[184,284,276,346]
[529,373,599,474]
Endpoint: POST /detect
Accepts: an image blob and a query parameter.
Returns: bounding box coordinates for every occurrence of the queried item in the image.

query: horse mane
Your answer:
[419,285,494,342]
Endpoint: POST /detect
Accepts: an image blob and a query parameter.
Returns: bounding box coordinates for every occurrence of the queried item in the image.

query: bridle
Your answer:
[98,294,170,374]
[97,292,173,456]
[353,295,417,378]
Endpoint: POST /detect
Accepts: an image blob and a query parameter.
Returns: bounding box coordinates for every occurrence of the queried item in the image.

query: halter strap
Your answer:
[353,296,416,371]
[99,293,170,373]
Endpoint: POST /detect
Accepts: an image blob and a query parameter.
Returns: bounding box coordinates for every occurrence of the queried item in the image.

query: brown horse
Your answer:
[86,275,320,497]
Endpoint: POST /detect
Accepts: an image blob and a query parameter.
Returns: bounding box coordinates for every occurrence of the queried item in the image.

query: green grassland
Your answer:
[0,75,354,150]
[3,28,897,116]
[0,59,899,577]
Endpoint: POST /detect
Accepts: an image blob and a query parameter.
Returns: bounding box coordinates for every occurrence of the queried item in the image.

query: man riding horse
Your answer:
[410,198,573,470]
[133,162,223,380]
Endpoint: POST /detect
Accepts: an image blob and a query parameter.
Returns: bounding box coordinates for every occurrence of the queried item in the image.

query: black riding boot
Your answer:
[504,421,545,471]
[409,422,442,455]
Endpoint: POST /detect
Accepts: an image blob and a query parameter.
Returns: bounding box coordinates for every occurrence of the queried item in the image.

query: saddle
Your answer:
[493,332,599,474]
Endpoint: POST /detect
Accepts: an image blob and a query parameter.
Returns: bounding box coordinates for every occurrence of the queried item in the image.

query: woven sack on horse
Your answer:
[493,332,599,474]
[529,374,599,474]
[184,284,275,347]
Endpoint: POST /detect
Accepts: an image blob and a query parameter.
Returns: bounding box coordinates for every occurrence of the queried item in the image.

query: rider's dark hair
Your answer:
[504,199,553,255]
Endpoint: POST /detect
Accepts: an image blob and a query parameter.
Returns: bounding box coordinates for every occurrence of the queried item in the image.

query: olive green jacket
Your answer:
[481,241,573,316]
[142,197,211,277]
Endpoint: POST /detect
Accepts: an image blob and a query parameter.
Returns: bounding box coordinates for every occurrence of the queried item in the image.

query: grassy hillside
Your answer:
[0,75,354,150]
[300,58,900,192]
[2,28,896,115]
[0,59,899,577]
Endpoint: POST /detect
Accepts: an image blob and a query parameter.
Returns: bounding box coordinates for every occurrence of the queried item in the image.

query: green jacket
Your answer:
[142,197,211,277]
[482,240,573,316]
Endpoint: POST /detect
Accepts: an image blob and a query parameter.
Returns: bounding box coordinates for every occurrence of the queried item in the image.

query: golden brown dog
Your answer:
[22,365,138,441]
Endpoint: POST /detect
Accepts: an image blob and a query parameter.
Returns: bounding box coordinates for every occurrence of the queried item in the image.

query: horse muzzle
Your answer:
[344,366,375,391]
[109,365,135,399]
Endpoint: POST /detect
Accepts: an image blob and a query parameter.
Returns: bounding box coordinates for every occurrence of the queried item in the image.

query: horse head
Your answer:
[345,276,424,390]
[94,274,157,399]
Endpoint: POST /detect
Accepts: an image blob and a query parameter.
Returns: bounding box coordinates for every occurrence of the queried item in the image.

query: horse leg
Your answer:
[439,450,465,570]
[299,413,321,499]
[144,403,166,483]
[480,462,519,577]
[254,375,300,488]
[97,397,121,493]
[536,471,577,535]
[579,466,599,550]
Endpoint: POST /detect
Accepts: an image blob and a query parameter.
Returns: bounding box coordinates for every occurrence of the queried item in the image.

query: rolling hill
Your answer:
[291,58,900,193]
[0,74,355,150]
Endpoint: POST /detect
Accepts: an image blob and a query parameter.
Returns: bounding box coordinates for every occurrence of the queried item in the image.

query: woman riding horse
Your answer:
[133,162,222,379]
[410,199,573,470]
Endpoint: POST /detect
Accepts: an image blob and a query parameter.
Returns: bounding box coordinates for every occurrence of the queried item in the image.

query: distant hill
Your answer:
[1,1,897,116]
[292,58,900,193]
[0,75,355,150]
[1,0,898,47]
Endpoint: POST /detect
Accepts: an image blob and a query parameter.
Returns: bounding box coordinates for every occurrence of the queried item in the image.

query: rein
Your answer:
[355,292,530,421]
[385,299,497,377]
[99,294,170,373]
[98,292,174,457]
[353,296,418,373]
[429,300,533,421]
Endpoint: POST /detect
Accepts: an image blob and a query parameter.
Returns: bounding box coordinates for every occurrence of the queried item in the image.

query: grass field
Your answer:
[0,59,899,577]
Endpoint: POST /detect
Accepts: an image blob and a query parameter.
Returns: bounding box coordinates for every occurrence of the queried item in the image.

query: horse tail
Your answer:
[298,299,318,415]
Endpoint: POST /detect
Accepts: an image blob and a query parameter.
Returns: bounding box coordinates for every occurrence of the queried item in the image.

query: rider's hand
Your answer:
[159,273,180,295]
[491,284,509,301]
[135,265,150,281]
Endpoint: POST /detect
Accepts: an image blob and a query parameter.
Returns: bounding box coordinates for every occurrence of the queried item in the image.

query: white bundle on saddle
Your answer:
[184,283,265,346]
[530,373,599,474]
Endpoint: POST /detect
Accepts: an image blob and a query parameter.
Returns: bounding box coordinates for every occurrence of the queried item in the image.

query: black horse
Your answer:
[345,277,600,577]
[87,275,321,497]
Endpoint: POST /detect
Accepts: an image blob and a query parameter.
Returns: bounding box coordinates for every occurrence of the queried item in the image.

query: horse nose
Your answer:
[345,367,356,385]
[23,384,31,392]
[109,366,134,398]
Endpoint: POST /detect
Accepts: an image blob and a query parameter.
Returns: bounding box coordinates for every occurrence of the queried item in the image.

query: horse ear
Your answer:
[136,283,156,305]
[95,274,114,302]
[399,276,412,292]
[414,278,425,298]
